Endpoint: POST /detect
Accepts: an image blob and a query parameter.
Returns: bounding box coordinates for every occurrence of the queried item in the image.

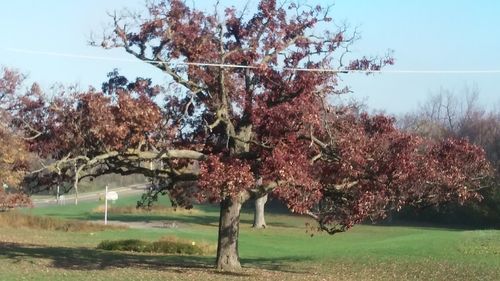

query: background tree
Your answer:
[0,68,32,211]
[399,88,500,226]
[17,0,492,271]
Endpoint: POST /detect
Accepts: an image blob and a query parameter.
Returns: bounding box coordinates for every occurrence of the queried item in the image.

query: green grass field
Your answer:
[1,193,499,281]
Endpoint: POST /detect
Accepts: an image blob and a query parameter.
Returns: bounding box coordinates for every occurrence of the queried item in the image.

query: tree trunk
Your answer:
[215,122,252,270]
[216,196,243,271]
[252,194,267,229]
[74,181,79,205]
[73,164,79,205]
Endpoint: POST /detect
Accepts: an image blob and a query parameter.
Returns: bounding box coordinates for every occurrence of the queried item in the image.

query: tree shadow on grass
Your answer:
[0,242,308,275]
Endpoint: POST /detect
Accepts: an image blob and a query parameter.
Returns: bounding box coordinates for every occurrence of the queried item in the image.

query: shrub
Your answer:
[97,236,213,255]
[0,187,32,212]
[97,239,150,252]
[150,240,203,255]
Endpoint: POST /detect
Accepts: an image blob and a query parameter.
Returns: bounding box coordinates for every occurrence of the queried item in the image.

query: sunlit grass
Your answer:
[1,193,499,280]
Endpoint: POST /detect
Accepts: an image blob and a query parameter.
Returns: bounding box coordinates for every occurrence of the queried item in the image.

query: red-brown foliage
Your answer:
[0,68,32,210]
[11,0,492,241]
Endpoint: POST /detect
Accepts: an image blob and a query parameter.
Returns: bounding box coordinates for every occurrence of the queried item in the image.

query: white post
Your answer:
[56,185,60,204]
[104,185,108,225]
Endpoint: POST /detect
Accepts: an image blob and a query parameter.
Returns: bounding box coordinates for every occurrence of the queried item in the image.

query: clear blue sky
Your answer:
[1,0,499,114]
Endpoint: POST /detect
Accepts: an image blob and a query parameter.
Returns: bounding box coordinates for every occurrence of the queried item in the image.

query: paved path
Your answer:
[32,184,148,207]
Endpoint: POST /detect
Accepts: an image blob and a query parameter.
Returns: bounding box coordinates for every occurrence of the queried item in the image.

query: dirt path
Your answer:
[93,219,185,229]
[32,184,148,207]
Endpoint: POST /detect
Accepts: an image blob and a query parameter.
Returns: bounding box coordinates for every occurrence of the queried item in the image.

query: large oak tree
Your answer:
[16,0,491,270]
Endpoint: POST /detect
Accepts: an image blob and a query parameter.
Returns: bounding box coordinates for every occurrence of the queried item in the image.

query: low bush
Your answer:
[97,239,150,252]
[97,236,213,255]
[0,211,124,232]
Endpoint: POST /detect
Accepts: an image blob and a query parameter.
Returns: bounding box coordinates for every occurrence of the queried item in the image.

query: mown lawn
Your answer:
[0,193,499,280]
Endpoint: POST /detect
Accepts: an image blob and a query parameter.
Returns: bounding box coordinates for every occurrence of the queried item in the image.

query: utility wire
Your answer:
[3,47,500,75]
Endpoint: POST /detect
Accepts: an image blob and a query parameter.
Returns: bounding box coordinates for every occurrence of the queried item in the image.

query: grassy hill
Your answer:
[0,193,498,280]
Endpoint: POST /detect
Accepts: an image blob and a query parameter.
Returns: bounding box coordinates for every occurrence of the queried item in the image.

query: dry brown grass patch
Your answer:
[0,211,125,232]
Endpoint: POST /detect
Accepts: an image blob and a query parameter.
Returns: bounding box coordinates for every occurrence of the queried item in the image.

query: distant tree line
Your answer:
[396,87,500,227]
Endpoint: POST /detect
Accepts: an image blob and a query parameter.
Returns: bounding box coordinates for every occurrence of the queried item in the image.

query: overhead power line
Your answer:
[3,47,500,75]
